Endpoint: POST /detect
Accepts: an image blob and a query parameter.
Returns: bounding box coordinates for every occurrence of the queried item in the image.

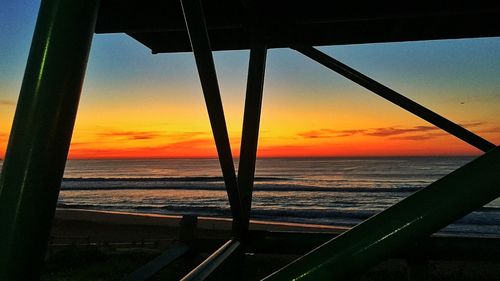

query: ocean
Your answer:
[2,157,499,236]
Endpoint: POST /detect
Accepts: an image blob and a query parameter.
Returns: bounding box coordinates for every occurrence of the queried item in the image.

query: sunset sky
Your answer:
[1,1,499,159]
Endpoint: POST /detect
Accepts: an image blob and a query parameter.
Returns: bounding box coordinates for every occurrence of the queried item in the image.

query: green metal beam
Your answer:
[263,146,500,280]
[181,239,241,281]
[0,0,99,279]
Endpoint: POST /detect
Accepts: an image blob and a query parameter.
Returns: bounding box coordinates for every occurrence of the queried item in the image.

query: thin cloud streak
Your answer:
[96,130,208,141]
[69,137,216,159]
[390,132,448,141]
[364,126,436,137]
[298,122,489,141]
[0,100,15,106]
[98,131,161,140]
[298,126,439,139]
[478,126,500,134]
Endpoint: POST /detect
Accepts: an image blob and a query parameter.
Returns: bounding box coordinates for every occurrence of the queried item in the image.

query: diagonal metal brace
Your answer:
[263,146,500,280]
[294,46,496,153]
[180,0,243,233]
[181,239,241,281]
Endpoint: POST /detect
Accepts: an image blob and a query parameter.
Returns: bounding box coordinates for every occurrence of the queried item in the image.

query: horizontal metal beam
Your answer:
[180,0,243,233]
[264,146,500,280]
[96,1,500,53]
[181,239,241,281]
[294,46,496,152]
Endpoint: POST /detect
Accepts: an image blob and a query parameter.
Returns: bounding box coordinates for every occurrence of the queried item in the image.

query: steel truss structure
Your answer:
[1,0,499,280]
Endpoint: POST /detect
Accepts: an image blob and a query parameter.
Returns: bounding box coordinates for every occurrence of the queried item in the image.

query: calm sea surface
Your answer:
[1,157,499,236]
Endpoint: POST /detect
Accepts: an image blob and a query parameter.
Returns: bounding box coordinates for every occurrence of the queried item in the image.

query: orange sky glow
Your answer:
[1,23,499,159]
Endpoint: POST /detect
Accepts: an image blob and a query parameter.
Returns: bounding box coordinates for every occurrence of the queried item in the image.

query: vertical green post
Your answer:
[0,0,99,279]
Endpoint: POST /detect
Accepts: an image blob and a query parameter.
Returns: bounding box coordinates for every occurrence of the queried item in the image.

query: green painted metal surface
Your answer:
[0,0,99,279]
[264,146,500,280]
[181,239,241,281]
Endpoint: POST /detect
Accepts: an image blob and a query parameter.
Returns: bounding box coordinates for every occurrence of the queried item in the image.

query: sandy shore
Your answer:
[54,208,347,232]
[50,208,346,249]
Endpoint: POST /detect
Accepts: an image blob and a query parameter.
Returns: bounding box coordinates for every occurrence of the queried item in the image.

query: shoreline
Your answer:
[54,208,348,233]
[50,208,348,252]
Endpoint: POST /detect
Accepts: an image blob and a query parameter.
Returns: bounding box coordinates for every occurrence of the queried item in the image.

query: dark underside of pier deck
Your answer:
[95,1,500,53]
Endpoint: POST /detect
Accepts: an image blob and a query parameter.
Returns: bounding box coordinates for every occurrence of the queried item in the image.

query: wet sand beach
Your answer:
[51,208,346,246]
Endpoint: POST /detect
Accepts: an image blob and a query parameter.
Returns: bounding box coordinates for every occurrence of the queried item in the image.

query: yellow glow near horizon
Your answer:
[1,82,499,159]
